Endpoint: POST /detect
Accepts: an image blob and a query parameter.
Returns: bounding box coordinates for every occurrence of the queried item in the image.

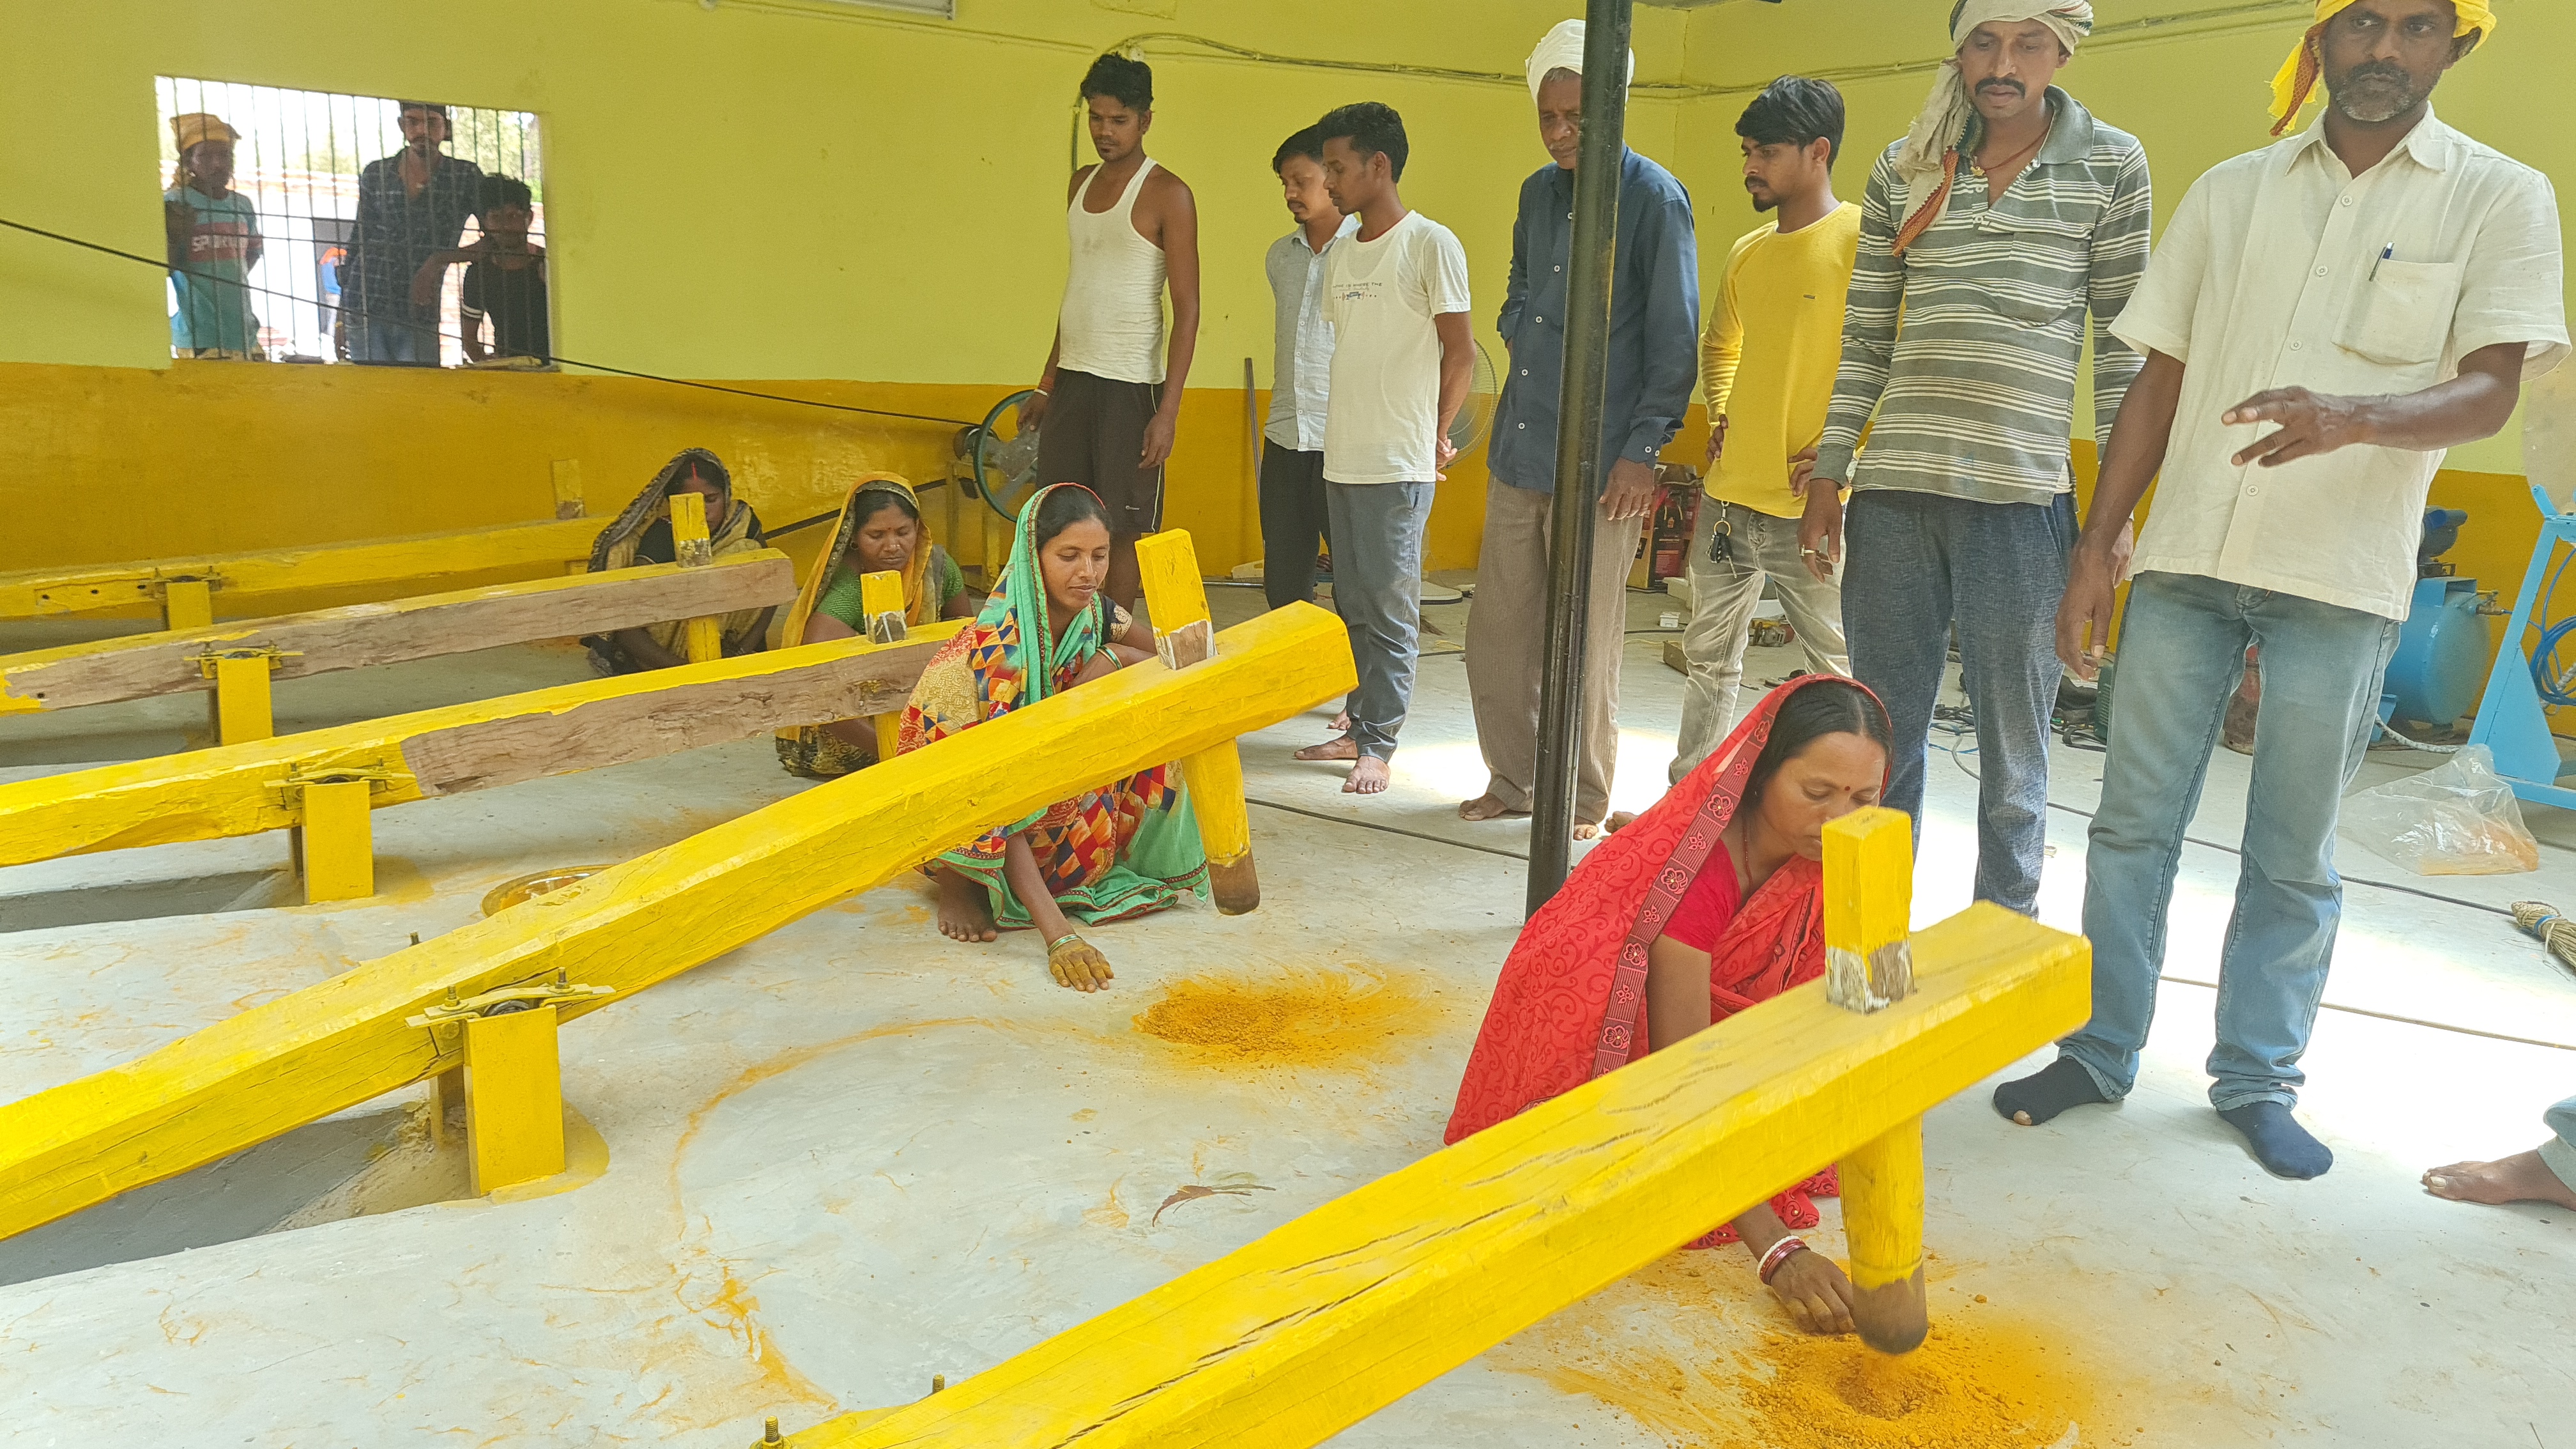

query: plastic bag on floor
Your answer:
[2340,744,2540,875]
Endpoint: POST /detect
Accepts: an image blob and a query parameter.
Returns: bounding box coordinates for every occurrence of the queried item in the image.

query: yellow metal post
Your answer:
[465,1004,566,1195]
[1821,806,1928,1353]
[210,652,274,745]
[860,570,908,759]
[1134,530,1259,914]
[161,578,213,631]
[296,778,374,903]
[670,491,724,664]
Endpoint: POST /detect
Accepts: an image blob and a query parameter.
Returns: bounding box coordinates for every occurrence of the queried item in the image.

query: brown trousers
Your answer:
[1464,477,1643,825]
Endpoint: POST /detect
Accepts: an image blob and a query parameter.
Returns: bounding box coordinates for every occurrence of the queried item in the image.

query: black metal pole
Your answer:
[1525,0,1632,916]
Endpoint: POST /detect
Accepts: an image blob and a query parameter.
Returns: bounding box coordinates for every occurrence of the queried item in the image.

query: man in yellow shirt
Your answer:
[1671,77,1864,784]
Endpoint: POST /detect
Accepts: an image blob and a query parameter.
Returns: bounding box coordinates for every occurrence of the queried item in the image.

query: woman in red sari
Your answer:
[1447,675,1892,1335]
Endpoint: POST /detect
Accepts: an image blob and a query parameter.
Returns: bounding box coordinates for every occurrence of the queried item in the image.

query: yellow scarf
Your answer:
[779,472,939,647]
[2269,0,2496,136]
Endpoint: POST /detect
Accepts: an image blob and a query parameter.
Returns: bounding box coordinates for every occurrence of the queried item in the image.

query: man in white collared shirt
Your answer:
[1261,125,1360,611]
[1994,0,2564,1180]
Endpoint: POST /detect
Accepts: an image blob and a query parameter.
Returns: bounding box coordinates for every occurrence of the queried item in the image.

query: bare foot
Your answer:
[1604,811,1638,833]
[1345,756,1391,795]
[2423,1149,2576,1209]
[936,868,998,943]
[1331,709,1351,732]
[1572,820,1605,841]
[1295,735,1359,763]
[1459,792,1527,822]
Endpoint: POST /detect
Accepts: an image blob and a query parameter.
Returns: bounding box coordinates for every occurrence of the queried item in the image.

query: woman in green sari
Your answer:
[775,473,976,779]
[897,484,1207,992]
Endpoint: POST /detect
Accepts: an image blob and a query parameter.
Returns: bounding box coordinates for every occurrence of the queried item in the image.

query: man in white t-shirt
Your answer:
[1291,101,1473,796]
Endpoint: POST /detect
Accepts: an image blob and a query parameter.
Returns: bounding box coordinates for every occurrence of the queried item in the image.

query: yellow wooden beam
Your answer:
[859,570,908,760]
[1132,530,1258,914]
[0,551,795,716]
[1820,807,1928,1349]
[0,601,1354,1241]
[0,518,605,621]
[670,493,726,665]
[0,624,963,868]
[776,901,2089,1449]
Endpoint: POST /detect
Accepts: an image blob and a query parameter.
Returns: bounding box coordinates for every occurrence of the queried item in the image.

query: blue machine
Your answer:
[2384,507,2490,728]
[2468,486,2576,811]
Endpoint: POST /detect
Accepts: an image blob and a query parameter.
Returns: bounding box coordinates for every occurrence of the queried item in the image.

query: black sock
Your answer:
[2219,1101,2333,1179]
[1992,1057,2108,1126]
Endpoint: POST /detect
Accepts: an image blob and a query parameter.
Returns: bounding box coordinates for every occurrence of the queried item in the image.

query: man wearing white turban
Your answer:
[1804,2,2150,917]
[1462,19,1701,838]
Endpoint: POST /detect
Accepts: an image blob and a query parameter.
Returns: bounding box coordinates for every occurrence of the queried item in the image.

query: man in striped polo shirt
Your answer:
[1804,0,2149,916]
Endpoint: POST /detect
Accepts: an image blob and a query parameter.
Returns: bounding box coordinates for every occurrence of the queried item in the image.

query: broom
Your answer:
[2510,900,2576,977]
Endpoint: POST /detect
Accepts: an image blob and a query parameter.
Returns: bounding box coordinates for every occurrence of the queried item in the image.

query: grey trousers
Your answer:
[1464,477,1643,824]
[1843,489,2077,916]
[2545,1094,2576,1191]
[1324,480,1434,761]
[1669,498,1850,785]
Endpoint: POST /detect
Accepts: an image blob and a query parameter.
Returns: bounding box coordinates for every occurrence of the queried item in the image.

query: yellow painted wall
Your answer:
[5,1,2567,599]
[0,0,1700,586]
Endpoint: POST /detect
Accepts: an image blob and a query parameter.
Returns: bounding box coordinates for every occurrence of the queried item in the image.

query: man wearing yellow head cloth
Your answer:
[162,112,264,358]
[1806,2,2151,919]
[2000,0,2564,1181]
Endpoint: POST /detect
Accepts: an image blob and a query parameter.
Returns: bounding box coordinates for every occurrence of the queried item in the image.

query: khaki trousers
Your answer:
[1464,477,1642,824]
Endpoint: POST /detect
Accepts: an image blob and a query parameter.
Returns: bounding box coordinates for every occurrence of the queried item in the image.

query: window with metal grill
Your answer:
[157,77,548,369]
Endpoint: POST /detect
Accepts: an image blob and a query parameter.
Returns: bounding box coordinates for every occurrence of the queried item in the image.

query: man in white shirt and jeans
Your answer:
[1261,125,1359,611]
[1292,101,1474,795]
[1994,0,2563,1179]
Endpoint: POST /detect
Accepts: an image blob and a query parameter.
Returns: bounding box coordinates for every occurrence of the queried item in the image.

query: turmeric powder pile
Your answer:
[1130,967,1418,1065]
[1494,1254,2124,1449]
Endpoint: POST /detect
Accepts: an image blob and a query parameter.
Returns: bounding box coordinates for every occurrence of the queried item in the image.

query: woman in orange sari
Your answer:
[1447,675,1892,1335]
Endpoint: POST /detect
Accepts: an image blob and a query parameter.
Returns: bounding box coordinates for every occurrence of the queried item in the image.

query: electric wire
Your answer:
[0,215,984,429]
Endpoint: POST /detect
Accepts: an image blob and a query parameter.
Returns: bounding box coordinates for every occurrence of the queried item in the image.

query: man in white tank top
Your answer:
[1023,53,1201,631]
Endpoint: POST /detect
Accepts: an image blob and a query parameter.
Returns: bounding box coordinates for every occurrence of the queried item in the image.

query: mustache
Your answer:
[1977,78,2026,96]
[2343,61,2411,86]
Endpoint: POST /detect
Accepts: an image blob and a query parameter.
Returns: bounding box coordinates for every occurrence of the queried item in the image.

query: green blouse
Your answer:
[816,544,965,629]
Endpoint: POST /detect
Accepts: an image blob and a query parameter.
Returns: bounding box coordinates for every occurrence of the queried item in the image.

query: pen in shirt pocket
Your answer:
[2371,243,2393,279]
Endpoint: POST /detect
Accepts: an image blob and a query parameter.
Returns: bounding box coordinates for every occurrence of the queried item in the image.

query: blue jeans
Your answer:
[2060,572,2400,1110]
[1843,489,2077,914]
[1324,480,1433,761]
[2542,1095,2576,1191]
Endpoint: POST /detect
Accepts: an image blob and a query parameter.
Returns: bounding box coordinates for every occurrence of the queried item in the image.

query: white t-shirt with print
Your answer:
[1322,211,1473,485]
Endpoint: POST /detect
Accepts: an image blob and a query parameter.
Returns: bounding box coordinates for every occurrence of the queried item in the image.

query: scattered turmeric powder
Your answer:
[1131,967,1419,1065]
[1494,1252,2122,1449]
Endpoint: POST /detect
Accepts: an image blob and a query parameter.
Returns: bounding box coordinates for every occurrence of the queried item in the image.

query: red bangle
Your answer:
[1758,1234,1809,1286]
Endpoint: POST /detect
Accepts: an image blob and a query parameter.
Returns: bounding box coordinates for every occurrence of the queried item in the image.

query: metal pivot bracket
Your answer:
[188,644,302,678]
[408,970,616,1059]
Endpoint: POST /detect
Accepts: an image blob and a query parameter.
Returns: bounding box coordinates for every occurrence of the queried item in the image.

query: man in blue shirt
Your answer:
[1462,19,1701,838]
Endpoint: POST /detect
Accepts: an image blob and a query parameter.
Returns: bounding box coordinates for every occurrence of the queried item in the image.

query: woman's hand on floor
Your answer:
[1768,1249,1857,1335]
[1048,937,1116,992]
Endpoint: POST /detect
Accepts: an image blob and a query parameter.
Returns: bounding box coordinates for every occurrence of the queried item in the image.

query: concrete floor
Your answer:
[2,582,2572,1448]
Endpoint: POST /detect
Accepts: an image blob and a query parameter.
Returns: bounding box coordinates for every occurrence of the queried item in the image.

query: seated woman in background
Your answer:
[898,483,1203,993]
[776,474,979,778]
[582,448,774,675]
[1446,675,1892,1335]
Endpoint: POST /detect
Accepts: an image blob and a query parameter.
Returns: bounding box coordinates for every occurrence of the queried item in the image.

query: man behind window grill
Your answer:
[342,100,483,365]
